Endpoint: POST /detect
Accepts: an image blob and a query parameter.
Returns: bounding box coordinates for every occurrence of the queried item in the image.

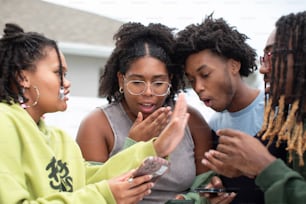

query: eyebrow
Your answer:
[264,45,274,53]
[186,64,208,77]
[126,74,169,79]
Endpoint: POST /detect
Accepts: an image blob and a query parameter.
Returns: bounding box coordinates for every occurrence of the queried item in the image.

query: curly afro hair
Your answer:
[99,22,186,104]
[174,14,257,77]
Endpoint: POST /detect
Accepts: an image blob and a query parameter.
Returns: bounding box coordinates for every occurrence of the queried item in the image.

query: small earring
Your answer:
[119,87,124,93]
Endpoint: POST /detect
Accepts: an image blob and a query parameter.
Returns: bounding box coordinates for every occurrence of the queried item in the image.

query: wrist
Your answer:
[256,154,276,175]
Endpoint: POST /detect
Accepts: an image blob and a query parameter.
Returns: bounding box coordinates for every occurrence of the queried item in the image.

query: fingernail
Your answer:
[223,193,229,197]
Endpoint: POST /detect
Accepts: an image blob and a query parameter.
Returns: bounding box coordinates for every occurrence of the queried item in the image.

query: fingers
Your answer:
[202,150,225,174]
[148,106,171,124]
[202,150,242,178]
[208,192,236,204]
[210,176,223,188]
[147,107,171,134]
[109,174,154,204]
[129,107,172,141]
[128,174,153,187]
[154,93,190,157]
[133,112,143,126]
[171,92,187,119]
[216,128,247,140]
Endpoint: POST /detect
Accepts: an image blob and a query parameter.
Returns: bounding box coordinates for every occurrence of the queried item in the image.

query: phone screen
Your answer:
[193,187,237,194]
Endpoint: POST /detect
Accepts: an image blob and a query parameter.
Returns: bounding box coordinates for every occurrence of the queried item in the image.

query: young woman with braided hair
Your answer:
[76,22,213,203]
[0,23,191,203]
[203,11,306,203]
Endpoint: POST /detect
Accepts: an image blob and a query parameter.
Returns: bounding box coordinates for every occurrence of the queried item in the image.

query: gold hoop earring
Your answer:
[119,87,124,93]
[21,86,40,109]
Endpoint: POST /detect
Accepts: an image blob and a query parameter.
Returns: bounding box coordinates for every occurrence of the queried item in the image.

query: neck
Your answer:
[227,82,260,112]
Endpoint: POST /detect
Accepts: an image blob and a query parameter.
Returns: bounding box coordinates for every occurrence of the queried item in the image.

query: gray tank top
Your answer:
[101,102,196,204]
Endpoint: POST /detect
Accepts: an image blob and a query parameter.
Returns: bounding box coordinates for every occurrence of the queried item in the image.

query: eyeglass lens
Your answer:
[126,80,170,96]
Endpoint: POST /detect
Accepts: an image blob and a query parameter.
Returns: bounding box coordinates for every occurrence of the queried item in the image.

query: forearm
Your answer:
[256,159,306,204]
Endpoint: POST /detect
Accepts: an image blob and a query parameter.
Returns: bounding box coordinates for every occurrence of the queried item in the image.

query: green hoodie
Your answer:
[255,120,306,204]
[0,103,157,203]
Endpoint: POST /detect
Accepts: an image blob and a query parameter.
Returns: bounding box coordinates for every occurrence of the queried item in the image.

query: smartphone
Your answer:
[193,187,237,194]
[165,200,194,204]
[132,156,170,182]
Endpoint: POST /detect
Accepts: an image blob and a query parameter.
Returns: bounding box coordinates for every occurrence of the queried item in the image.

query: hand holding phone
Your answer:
[131,156,170,182]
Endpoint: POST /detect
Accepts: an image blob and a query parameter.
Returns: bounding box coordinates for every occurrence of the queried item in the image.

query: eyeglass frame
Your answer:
[259,49,295,67]
[260,52,272,67]
[123,76,171,96]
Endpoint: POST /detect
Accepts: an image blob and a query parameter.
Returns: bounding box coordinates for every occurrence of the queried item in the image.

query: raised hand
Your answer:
[129,106,172,141]
[202,149,243,178]
[204,128,276,178]
[154,92,190,158]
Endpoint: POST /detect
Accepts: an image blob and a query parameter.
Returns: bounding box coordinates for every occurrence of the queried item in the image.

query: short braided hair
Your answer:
[0,23,62,104]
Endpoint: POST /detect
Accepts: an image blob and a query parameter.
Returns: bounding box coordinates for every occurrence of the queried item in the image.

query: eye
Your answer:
[54,70,67,77]
[187,77,195,85]
[131,80,144,85]
[153,81,167,86]
[200,72,209,79]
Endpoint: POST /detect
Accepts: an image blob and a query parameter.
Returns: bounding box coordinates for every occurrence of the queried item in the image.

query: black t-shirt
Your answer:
[212,130,287,204]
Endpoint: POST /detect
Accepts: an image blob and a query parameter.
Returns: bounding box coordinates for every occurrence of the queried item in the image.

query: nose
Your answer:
[63,77,71,89]
[194,80,204,94]
[259,65,269,75]
[142,82,153,96]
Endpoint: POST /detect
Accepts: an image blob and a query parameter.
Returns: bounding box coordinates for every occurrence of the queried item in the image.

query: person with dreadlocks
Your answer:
[173,14,287,204]
[202,11,306,203]
[0,23,191,203]
[76,22,213,203]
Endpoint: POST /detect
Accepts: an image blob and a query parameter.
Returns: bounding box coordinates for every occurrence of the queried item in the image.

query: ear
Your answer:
[117,72,124,89]
[229,59,241,75]
[17,70,31,88]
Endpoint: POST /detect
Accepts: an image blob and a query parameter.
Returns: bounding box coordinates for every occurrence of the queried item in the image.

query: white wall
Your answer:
[64,54,107,97]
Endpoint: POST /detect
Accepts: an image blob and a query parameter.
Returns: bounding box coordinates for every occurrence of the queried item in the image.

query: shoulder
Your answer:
[187,105,211,134]
[187,105,207,121]
[76,107,111,140]
[80,107,108,125]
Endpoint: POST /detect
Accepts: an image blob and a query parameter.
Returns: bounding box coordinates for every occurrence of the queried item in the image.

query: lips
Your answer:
[200,97,212,107]
[138,103,156,114]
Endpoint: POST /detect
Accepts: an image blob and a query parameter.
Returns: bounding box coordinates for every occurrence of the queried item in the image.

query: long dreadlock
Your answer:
[258,11,306,166]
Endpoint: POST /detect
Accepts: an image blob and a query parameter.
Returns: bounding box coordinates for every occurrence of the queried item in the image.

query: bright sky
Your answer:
[43,0,305,55]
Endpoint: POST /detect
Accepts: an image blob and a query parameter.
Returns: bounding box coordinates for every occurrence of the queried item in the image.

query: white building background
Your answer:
[1,0,263,138]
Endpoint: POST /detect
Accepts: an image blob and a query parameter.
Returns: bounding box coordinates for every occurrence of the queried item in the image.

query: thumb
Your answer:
[117,169,136,181]
[216,128,237,138]
[132,112,143,127]
[210,176,223,188]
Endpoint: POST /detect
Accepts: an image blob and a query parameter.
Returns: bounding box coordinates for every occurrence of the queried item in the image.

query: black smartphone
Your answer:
[132,156,170,182]
[165,200,194,204]
[193,187,237,194]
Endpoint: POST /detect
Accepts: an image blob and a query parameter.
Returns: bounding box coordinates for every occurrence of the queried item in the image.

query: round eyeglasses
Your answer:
[124,77,171,96]
[260,52,272,67]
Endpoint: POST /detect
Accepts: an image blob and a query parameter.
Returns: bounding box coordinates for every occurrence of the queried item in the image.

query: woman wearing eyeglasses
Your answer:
[76,22,213,204]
